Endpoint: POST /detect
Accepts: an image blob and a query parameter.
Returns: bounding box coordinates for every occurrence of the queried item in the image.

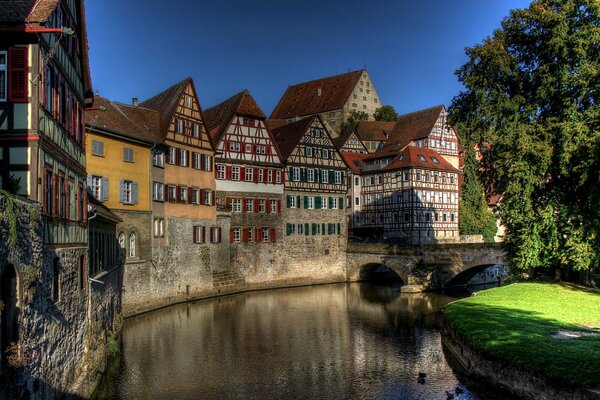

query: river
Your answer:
[94,283,504,400]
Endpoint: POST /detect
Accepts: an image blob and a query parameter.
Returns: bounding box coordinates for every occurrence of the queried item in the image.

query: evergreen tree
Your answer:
[450,0,600,272]
[374,105,398,121]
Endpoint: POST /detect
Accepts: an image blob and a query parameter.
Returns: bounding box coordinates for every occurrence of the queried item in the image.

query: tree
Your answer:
[374,105,398,121]
[450,0,600,274]
[340,110,369,134]
[458,144,497,242]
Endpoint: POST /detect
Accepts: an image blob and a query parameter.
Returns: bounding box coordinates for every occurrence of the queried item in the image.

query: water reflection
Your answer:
[96,284,482,400]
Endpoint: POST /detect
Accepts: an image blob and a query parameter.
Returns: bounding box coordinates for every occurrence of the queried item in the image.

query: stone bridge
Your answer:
[346,242,507,292]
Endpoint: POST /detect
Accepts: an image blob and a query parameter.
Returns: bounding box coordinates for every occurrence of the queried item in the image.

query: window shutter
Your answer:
[301,168,306,182]
[337,223,341,235]
[286,223,291,236]
[164,185,168,202]
[202,226,206,243]
[8,47,28,102]
[339,197,344,209]
[254,168,259,183]
[242,228,248,243]
[286,195,291,208]
[321,223,325,235]
[254,199,259,213]
[296,196,300,207]
[270,228,276,242]
[200,154,206,170]
[315,196,321,209]
[315,168,320,183]
[266,200,271,214]
[86,175,92,193]
[277,200,281,213]
[288,167,293,181]
[175,148,180,165]
[240,167,245,180]
[119,180,124,203]
[226,197,231,206]
[199,189,205,205]
[101,177,109,201]
[229,228,234,243]
[329,170,334,183]
[226,166,232,180]
[328,224,332,235]
[304,223,309,235]
[303,196,308,209]
[329,197,333,209]
[312,223,316,235]
[176,186,181,202]
[255,228,261,243]
[193,226,198,243]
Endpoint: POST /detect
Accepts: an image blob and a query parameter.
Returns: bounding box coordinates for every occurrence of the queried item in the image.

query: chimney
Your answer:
[132,97,139,107]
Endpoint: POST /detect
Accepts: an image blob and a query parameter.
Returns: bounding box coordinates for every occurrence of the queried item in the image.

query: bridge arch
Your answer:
[358,263,405,285]
[445,263,509,288]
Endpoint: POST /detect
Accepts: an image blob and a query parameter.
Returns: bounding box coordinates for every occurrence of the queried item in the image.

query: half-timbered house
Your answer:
[355,146,460,242]
[204,89,284,245]
[355,121,395,153]
[271,115,347,245]
[334,130,369,154]
[141,77,221,246]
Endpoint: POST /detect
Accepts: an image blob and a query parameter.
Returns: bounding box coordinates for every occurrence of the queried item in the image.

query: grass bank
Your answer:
[444,282,600,388]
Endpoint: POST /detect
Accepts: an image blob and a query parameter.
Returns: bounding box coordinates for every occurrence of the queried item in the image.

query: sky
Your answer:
[86,0,532,116]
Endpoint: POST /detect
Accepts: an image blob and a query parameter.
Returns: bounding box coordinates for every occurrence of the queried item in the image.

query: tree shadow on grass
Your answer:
[445,302,600,388]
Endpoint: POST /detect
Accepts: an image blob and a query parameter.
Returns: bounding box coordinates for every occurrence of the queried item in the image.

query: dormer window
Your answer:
[431,156,440,164]
[418,155,427,162]
[317,87,322,96]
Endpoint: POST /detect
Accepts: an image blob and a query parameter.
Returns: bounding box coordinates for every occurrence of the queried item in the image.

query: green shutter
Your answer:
[315,168,320,183]
[321,223,325,235]
[312,223,317,235]
[339,197,344,209]
[286,195,291,208]
[297,195,301,206]
[289,167,294,181]
[315,196,321,209]
[305,223,309,235]
[329,170,334,183]
[328,197,333,209]
[286,223,291,236]
[328,223,333,235]
[304,196,308,209]
[337,223,341,235]
[301,167,307,182]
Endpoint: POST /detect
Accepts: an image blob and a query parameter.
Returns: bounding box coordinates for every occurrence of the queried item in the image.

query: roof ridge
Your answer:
[286,69,364,88]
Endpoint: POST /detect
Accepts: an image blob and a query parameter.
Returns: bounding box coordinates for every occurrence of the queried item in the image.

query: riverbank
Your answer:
[443,282,600,399]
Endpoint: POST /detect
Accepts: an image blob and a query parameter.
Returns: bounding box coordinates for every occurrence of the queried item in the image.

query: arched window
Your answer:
[129,232,136,258]
[118,232,125,258]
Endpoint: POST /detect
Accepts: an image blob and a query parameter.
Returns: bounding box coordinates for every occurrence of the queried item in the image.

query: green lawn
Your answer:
[444,282,600,388]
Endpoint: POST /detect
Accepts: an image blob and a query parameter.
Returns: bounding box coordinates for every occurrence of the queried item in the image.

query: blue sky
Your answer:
[86,0,531,116]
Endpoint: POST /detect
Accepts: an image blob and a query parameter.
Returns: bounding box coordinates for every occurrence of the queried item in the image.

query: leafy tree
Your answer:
[374,105,398,122]
[341,110,368,134]
[458,144,498,242]
[450,0,600,274]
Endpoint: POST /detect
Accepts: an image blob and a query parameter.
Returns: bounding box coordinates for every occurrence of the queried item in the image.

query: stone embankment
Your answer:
[442,314,600,400]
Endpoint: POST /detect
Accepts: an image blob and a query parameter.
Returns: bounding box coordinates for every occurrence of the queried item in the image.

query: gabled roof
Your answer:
[204,89,266,145]
[86,96,162,145]
[140,77,192,135]
[271,116,317,160]
[0,0,59,23]
[341,151,369,173]
[270,70,364,119]
[334,130,367,151]
[382,105,445,151]
[371,146,458,173]
[356,121,396,142]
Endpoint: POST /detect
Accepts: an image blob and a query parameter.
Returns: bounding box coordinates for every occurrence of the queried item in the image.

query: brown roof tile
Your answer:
[380,146,458,173]
[382,105,445,151]
[86,96,162,145]
[204,89,265,145]
[140,77,192,135]
[341,151,369,173]
[270,70,363,119]
[355,121,395,142]
[271,116,317,160]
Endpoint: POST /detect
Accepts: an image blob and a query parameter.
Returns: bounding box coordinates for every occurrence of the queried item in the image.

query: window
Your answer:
[217,165,226,180]
[262,228,270,242]
[312,128,322,138]
[258,199,266,213]
[229,141,240,152]
[306,196,314,209]
[331,197,338,209]
[202,154,212,171]
[418,154,427,162]
[335,171,342,185]
[0,51,7,101]
[292,167,300,182]
[288,195,297,209]
[153,152,164,167]
[355,197,359,206]
[247,228,254,242]
[256,145,266,154]
[176,119,184,134]
[404,212,410,222]
[192,123,200,138]
[91,140,104,156]
[245,143,253,153]
[245,198,254,213]
[450,174,455,184]
[232,227,241,243]
[90,175,108,201]
[416,172,422,181]
[258,169,264,182]
[321,197,328,209]
[270,200,278,213]
[434,174,439,183]
[120,180,138,204]
[305,147,313,157]
[204,190,212,206]
[185,95,192,108]
[193,152,201,169]
[211,227,221,243]
[243,118,255,126]
[267,169,273,183]
[168,147,176,164]
[276,170,282,184]
[129,233,136,258]
[123,147,134,163]
[232,198,242,212]
[192,188,200,204]
[232,166,240,181]
[153,182,164,201]
[179,186,188,203]
[193,225,205,243]
[431,156,440,164]
[425,172,430,182]
[179,148,188,167]
[167,185,176,202]
[322,149,329,159]
[307,168,315,182]
[322,170,329,184]
[245,168,254,182]
[154,218,164,237]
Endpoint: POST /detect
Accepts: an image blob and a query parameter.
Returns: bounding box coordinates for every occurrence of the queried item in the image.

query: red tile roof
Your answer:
[86,96,163,145]
[382,105,445,151]
[382,146,458,173]
[355,121,396,142]
[0,0,58,23]
[204,89,266,145]
[140,77,192,135]
[271,116,317,160]
[341,151,369,173]
[270,70,364,119]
